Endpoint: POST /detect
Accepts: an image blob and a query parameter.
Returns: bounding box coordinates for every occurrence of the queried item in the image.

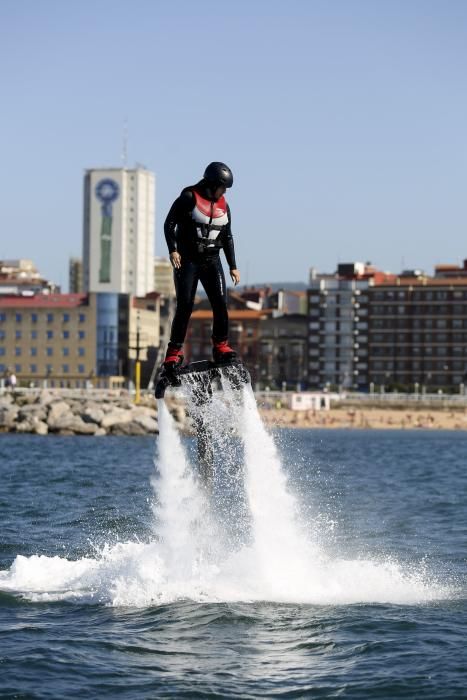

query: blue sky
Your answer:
[1,0,466,289]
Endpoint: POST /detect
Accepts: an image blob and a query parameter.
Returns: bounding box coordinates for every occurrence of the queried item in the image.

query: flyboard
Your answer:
[155,358,251,484]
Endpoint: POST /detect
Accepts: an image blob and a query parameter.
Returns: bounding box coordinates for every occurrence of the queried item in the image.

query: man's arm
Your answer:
[164,190,195,253]
[222,204,237,270]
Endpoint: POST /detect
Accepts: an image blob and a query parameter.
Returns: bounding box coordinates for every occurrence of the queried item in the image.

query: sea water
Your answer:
[0,383,465,697]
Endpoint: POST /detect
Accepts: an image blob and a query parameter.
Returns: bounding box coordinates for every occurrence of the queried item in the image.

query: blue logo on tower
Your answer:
[95,179,119,284]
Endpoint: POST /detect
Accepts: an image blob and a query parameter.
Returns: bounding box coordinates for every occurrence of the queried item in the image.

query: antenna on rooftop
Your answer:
[122,118,128,168]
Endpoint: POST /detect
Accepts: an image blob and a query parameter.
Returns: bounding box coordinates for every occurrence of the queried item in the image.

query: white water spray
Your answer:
[0,374,450,606]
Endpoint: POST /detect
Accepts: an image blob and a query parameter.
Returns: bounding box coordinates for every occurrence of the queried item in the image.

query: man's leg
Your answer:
[200,258,236,361]
[164,261,199,365]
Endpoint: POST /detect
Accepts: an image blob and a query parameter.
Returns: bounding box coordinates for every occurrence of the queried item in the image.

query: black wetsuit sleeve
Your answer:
[222,204,237,270]
[164,190,195,253]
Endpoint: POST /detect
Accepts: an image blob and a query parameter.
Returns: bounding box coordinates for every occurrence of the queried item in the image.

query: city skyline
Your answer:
[1,1,467,289]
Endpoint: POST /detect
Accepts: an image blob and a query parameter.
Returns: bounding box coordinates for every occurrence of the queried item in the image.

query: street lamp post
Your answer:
[134,312,141,404]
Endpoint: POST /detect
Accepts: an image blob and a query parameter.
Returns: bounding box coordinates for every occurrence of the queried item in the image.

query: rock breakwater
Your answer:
[0,390,187,436]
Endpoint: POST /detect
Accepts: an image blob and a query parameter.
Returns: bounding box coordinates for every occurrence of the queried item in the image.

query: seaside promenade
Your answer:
[1,387,467,435]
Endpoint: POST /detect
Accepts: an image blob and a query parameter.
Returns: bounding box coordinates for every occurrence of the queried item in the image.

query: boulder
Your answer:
[69,417,98,435]
[47,401,72,426]
[47,401,83,431]
[35,390,55,407]
[132,414,158,433]
[81,406,105,425]
[47,413,76,432]
[17,405,48,422]
[34,420,48,436]
[132,406,157,419]
[101,408,133,429]
[0,405,19,430]
[110,421,147,436]
[15,418,35,433]
[94,427,107,436]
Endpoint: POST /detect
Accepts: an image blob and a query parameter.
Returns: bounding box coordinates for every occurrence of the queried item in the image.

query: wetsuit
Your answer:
[164,179,237,346]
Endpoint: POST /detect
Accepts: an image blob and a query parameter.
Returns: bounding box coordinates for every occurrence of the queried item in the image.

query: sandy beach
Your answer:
[259,405,467,430]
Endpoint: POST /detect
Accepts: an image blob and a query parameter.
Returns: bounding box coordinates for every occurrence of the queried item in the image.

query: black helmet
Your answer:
[203,162,233,188]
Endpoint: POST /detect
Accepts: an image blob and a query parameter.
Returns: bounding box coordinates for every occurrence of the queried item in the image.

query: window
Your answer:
[47,313,53,323]
[47,330,53,340]
[30,364,37,373]
[62,364,69,373]
[0,348,5,356]
[63,347,69,356]
[78,331,85,339]
[63,331,69,339]
[63,313,70,323]
[15,347,21,356]
[78,364,85,374]
[46,347,53,356]
[15,364,21,373]
[31,313,38,323]
[31,330,38,340]
[15,313,22,323]
[79,314,86,323]
[15,330,21,340]
[31,347,37,356]
[0,313,5,322]
[46,364,53,374]
[78,347,85,356]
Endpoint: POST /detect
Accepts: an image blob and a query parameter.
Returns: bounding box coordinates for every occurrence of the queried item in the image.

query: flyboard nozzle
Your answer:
[154,358,251,488]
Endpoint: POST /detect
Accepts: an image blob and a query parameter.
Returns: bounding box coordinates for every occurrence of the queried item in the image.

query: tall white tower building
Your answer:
[83,167,155,296]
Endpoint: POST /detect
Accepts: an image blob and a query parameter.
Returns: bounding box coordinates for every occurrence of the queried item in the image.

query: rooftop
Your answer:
[0,294,88,308]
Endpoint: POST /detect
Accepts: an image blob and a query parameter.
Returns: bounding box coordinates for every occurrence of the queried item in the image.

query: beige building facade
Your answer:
[0,292,160,388]
[0,294,96,387]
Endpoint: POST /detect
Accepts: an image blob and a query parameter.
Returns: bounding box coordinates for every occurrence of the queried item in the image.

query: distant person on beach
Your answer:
[8,372,17,390]
[162,162,241,371]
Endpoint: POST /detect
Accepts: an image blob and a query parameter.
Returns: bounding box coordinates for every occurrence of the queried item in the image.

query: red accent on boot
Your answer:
[163,346,184,366]
[213,340,235,355]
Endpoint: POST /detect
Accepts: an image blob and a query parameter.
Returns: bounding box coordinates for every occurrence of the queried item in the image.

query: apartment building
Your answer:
[258,313,308,389]
[154,257,175,297]
[0,259,59,295]
[0,293,96,386]
[185,309,269,382]
[368,277,467,391]
[307,263,384,390]
[0,292,160,387]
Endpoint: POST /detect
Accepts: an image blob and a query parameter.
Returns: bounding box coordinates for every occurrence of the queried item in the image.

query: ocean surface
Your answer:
[0,395,466,698]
